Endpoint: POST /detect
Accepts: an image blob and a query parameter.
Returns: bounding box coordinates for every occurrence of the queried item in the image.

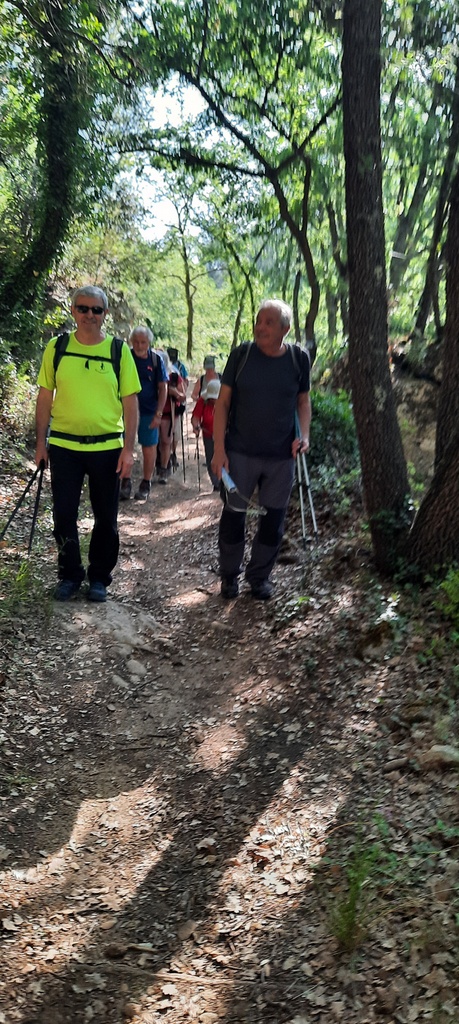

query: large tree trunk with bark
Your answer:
[404,429,459,571]
[0,14,80,330]
[435,165,459,467]
[403,166,459,572]
[412,60,459,341]
[342,0,410,573]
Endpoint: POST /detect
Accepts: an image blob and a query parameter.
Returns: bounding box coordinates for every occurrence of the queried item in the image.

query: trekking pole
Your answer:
[27,460,45,554]
[170,402,176,474]
[0,460,46,544]
[297,450,318,541]
[185,403,191,459]
[296,455,308,549]
[195,434,201,492]
[180,414,186,483]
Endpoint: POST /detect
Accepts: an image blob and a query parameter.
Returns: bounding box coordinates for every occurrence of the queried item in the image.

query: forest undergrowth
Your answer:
[0,436,458,1024]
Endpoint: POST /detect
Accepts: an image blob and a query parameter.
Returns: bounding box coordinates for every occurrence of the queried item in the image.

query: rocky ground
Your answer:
[0,430,458,1024]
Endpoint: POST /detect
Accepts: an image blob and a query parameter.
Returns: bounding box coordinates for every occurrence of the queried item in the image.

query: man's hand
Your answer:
[292,436,310,458]
[35,443,49,469]
[117,447,135,478]
[211,445,229,480]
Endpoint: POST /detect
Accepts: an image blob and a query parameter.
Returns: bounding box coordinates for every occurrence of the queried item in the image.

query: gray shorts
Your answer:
[227,451,294,511]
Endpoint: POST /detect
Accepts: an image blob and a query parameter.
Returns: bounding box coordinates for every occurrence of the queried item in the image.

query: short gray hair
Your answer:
[259,298,292,330]
[72,285,108,310]
[130,325,153,344]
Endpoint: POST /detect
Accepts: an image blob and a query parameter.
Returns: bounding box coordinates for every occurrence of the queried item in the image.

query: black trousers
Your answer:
[49,446,120,586]
[218,452,294,585]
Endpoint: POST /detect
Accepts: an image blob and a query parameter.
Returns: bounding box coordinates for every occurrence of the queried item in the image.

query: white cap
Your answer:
[205,379,221,400]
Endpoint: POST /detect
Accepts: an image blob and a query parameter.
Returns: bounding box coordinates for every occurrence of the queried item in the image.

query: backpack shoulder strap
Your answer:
[148,346,158,369]
[53,331,70,375]
[110,337,124,387]
[234,341,253,383]
[289,343,301,380]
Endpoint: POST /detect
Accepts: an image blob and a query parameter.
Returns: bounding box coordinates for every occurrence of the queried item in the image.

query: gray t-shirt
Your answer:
[222,343,310,460]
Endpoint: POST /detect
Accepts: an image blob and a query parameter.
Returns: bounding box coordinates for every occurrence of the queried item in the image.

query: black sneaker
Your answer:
[88,581,107,603]
[54,579,81,602]
[250,580,273,600]
[158,468,168,485]
[119,478,131,501]
[220,577,239,599]
[134,479,151,500]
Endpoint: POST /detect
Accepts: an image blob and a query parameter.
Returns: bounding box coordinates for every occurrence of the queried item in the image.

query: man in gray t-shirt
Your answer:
[211,299,311,600]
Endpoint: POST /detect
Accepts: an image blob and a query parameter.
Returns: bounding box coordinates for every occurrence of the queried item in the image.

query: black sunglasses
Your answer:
[74,304,105,315]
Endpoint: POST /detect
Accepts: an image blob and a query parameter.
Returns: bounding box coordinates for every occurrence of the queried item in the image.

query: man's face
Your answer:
[72,297,107,332]
[131,333,150,358]
[254,304,288,351]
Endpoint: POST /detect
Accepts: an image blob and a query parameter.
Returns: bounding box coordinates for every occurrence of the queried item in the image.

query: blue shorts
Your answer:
[138,415,159,448]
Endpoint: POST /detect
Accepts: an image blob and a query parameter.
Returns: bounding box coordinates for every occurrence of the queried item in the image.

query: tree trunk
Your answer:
[435,165,459,466]
[404,429,459,571]
[389,93,440,295]
[0,20,80,331]
[342,0,410,573]
[412,60,459,340]
[293,270,302,344]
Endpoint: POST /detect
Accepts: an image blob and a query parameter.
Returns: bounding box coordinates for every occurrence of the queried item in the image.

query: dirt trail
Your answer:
[0,432,458,1024]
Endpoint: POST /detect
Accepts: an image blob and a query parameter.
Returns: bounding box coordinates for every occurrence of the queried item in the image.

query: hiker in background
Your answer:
[122,327,168,501]
[167,347,189,390]
[191,378,221,491]
[167,346,188,470]
[35,285,140,603]
[191,354,220,402]
[211,298,311,601]
[155,349,187,483]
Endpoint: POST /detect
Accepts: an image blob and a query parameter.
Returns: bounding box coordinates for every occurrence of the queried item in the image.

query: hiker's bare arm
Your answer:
[118,394,138,478]
[150,381,167,427]
[169,380,186,403]
[211,384,232,477]
[35,387,53,467]
[292,391,311,457]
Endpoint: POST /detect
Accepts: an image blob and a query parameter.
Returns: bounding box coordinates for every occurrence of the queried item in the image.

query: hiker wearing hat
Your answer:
[211,299,311,601]
[191,355,220,402]
[191,378,221,490]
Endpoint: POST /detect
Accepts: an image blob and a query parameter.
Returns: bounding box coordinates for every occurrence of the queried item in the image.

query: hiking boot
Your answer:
[134,479,151,500]
[250,580,273,600]
[88,581,107,603]
[220,577,239,599]
[119,478,132,501]
[158,467,168,485]
[54,579,81,602]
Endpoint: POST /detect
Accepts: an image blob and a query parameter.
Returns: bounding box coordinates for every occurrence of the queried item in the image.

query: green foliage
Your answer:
[0,358,35,440]
[0,557,52,628]
[329,840,380,952]
[436,568,459,630]
[308,388,359,472]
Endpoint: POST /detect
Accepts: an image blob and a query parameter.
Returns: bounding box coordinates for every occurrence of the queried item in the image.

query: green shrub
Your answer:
[309,388,359,474]
[0,358,36,441]
[437,567,459,630]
